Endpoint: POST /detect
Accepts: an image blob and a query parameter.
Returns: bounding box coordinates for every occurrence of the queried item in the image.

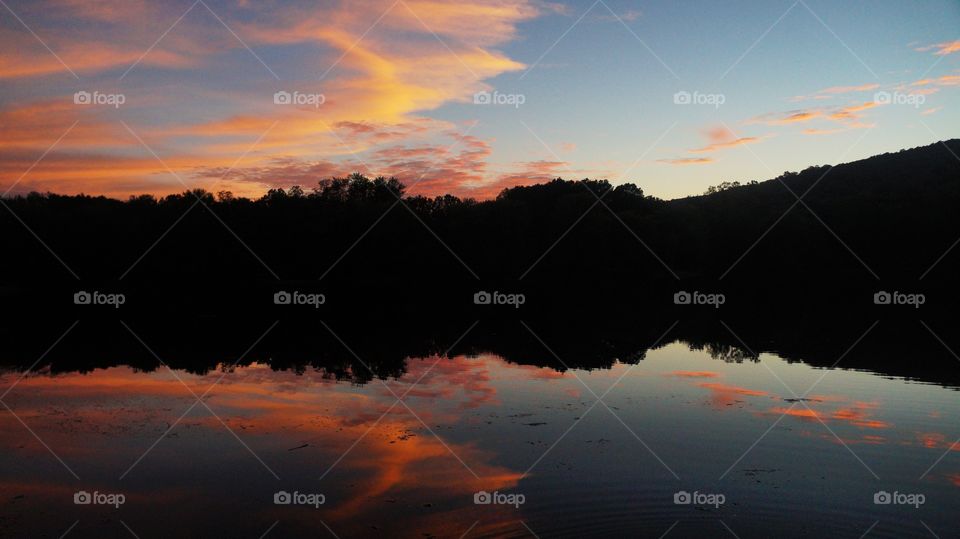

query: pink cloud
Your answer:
[915,40,960,56]
[690,136,761,153]
[0,0,545,198]
[657,157,713,165]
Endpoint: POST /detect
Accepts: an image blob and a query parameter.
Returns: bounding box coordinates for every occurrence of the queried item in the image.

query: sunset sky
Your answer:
[1,0,958,200]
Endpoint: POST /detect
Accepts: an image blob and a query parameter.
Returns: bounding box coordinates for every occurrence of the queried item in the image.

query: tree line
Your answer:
[2,140,959,310]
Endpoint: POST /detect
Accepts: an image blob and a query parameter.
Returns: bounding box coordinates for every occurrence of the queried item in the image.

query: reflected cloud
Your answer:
[0,356,530,535]
[768,400,890,429]
[666,370,720,378]
[697,382,769,408]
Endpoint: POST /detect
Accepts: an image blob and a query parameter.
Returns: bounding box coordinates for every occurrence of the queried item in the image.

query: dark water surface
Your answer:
[1,326,958,538]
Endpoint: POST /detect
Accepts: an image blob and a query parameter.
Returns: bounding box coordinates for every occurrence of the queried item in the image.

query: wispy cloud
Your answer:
[690,136,761,153]
[915,40,960,56]
[753,100,880,128]
[772,110,821,124]
[828,101,877,121]
[657,157,713,165]
[791,83,880,102]
[802,127,846,136]
[659,125,765,164]
[908,74,960,88]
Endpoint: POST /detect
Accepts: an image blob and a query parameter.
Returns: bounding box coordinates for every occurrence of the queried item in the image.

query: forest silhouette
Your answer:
[1,139,959,314]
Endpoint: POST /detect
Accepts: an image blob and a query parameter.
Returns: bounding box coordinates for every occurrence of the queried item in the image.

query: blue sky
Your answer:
[447,0,960,197]
[1,0,957,199]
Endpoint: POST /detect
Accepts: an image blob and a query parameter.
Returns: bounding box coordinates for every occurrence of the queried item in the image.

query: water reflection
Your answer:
[1,339,959,538]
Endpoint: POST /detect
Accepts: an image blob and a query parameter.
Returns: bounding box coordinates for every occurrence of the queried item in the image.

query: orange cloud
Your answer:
[697,382,768,397]
[0,100,132,150]
[776,111,821,124]
[769,400,889,430]
[0,358,534,537]
[0,0,547,198]
[831,404,890,429]
[915,432,960,452]
[0,26,199,79]
[828,101,877,121]
[375,135,495,196]
[916,40,960,56]
[678,125,764,156]
[910,75,960,88]
[791,83,880,102]
[704,126,735,143]
[818,83,880,94]
[918,432,946,449]
[467,160,569,199]
[667,370,720,378]
[690,136,761,153]
[751,109,824,125]
[657,157,713,165]
[754,96,882,134]
[697,382,769,409]
[802,127,846,136]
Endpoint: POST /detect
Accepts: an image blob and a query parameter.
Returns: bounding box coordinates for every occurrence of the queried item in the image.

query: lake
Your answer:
[1,321,957,538]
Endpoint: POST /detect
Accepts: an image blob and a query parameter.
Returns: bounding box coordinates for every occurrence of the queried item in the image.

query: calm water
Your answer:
[1,341,958,538]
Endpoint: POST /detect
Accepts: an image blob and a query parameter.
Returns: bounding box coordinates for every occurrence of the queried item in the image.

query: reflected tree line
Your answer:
[0,314,958,389]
